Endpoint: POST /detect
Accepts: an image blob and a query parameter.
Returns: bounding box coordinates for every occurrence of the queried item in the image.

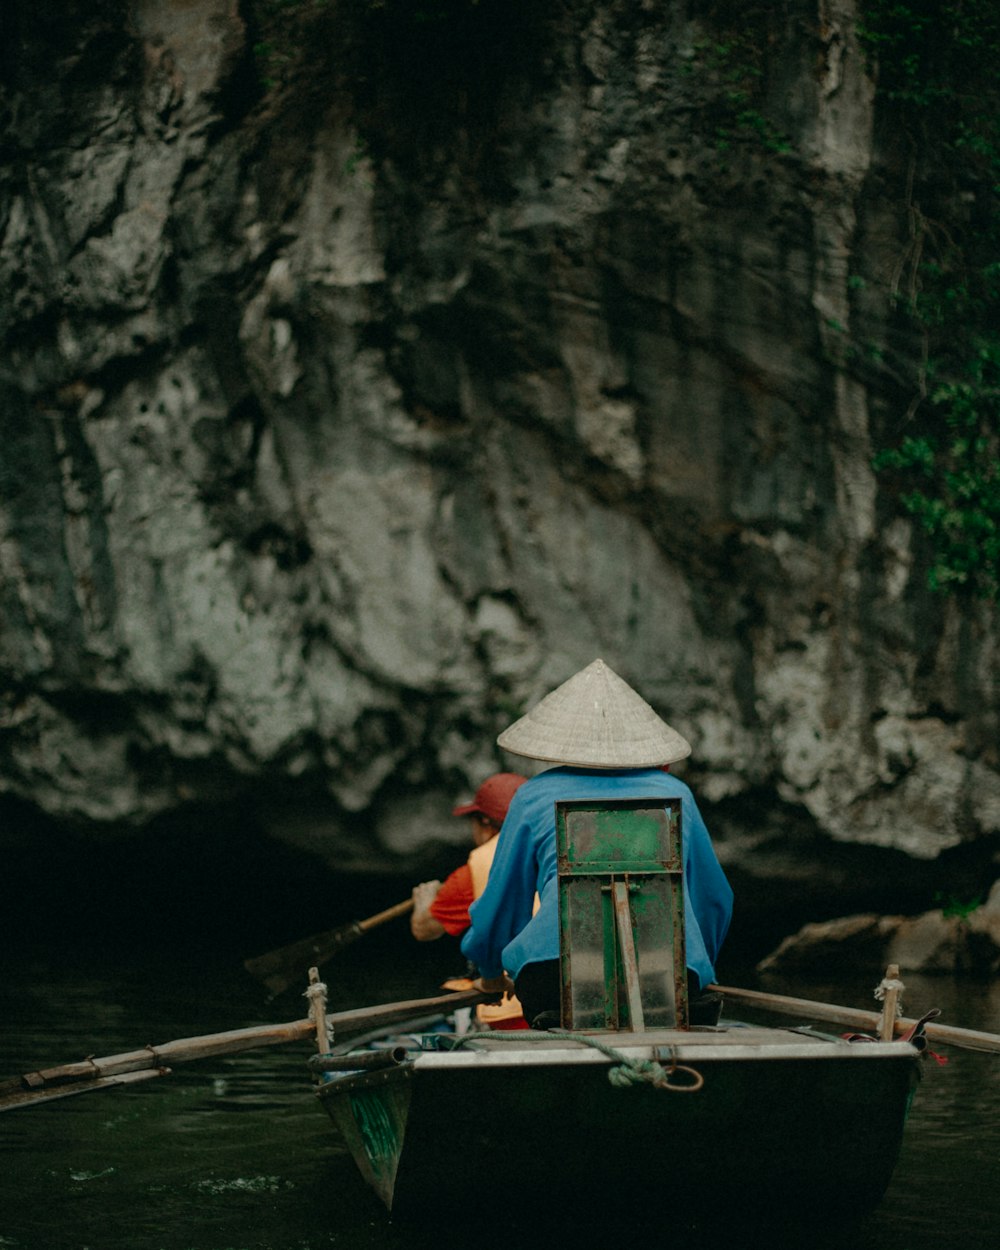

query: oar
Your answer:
[243,898,415,998]
[711,984,1000,1055]
[0,986,488,1113]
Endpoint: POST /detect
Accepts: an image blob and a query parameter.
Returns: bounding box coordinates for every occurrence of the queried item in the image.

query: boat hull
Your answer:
[316,1027,921,1228]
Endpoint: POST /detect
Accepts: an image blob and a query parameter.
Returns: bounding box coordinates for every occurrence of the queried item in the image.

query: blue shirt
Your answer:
[461,767,733,989]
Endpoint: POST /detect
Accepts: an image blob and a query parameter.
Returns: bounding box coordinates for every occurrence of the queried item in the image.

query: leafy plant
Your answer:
[934,891,984,920]
[685,30,792,154]
[860,1,1000,599]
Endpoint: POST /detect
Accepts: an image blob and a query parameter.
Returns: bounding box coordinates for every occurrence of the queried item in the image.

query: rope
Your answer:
[303,980,328,1003]
[874,976,904,1018]
[442,1028,704,1093]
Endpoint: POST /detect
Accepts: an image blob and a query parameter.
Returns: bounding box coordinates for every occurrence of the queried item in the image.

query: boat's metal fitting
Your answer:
[309,1046,409,1073]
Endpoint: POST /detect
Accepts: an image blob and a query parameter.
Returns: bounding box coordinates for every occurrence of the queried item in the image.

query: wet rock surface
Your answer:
[758,880,1000,976]
[1,1,998,905]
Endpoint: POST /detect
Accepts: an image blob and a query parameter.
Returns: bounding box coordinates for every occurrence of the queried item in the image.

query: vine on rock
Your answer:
[861,1,1000,599]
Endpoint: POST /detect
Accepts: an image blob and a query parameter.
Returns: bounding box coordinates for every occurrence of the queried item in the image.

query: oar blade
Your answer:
[243,922,364,996]
[0,1067,171,1113]
[242,900,415,997]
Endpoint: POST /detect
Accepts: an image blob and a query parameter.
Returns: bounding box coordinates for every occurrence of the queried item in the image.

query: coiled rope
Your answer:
[443,1028,704,1093]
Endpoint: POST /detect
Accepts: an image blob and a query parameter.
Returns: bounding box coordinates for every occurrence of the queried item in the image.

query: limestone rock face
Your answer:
[756,878,1000,977]
[1,1,998,881]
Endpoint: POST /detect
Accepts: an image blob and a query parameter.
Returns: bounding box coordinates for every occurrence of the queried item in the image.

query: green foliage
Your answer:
[252,39,292,89]
[858,1,1000,113]
[860,1,1000,599]
[342,139,369,176]
[685,33,792,154]
[934,891,984,920]
[251,0,332,88]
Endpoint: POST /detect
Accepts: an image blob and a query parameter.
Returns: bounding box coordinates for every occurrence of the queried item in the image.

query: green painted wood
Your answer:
[556,798,687,1029]
[318,1065,411,1209]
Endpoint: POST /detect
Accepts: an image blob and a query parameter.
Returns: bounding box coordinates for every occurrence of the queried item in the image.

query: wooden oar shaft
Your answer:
[0,988,488,1110]
[711,984,1000,1055]
[356,898,414,932]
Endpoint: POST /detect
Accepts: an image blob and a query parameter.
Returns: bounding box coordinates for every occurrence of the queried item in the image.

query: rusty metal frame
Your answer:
[556,797,687,1031]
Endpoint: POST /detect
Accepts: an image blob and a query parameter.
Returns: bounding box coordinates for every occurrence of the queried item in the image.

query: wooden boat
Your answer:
[314,1020,921,1226]
[311,799,926,1231]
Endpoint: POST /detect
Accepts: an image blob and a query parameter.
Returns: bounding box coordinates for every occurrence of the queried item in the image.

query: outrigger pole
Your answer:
[0,987,490,1112]
[711,983,1000,1055]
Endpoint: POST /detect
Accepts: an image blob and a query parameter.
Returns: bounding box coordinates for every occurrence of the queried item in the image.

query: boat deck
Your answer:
[408,1024,919,1068]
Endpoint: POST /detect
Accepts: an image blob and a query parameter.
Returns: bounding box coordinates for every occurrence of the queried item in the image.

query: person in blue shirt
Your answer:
[461,658,733,1027]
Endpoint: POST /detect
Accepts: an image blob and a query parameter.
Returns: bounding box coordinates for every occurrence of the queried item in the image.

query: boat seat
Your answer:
[555,797,688,1031]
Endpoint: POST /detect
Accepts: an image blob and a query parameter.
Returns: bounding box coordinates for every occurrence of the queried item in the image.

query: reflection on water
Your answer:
[1,936,998,1250]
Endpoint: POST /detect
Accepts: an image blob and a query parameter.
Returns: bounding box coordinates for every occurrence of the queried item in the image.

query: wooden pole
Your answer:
[877,964,903,1042]
[612,881,645,1032]
[355,899,416,934]
[0,987,489,1112]
[710,983,1000,1054]
[307,967,329,1054]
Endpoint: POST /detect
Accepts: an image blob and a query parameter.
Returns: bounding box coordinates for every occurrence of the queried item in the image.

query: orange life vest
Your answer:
[469,837,538,1029]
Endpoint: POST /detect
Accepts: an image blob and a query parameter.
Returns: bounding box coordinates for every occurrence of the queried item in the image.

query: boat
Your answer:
[309,799,927,1232]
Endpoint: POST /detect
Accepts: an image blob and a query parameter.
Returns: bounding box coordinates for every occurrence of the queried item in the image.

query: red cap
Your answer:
[452,772,527,827]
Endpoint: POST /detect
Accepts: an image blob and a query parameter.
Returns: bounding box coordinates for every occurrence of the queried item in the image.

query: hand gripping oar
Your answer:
[243,898,415,998]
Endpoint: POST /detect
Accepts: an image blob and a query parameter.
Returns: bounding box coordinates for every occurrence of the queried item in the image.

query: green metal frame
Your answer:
[556,797,687,1030]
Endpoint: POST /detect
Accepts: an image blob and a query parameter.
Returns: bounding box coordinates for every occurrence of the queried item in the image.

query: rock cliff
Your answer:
[1,0,998,907]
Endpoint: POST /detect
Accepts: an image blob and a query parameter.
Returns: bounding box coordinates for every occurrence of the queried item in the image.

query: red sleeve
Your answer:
[429,864,475,936]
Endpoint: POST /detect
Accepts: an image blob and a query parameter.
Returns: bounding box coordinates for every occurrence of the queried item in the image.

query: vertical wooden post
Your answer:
[307,966,330,1053]
[877,964,903,1041]
[611,881,646,1032]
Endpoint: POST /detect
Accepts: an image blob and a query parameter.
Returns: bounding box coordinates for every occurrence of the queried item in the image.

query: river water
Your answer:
[1,924,998,1250]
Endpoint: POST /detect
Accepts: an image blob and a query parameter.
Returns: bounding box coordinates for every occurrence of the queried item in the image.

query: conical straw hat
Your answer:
[497,658,691,768]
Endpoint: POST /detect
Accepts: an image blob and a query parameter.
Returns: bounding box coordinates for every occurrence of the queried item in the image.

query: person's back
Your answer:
[461,659,733,1026]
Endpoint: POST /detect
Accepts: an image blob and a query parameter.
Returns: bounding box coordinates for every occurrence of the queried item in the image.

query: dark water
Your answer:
[1,929,998,1250]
